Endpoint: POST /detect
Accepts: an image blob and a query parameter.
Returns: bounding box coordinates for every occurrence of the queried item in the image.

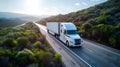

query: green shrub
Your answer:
[43,52,53,66]
[0,27,12,36]
[32,48,44,61]
[24,30,38,43]
[0,49,12,57]
[109,35,116,47]
[2,38,17,48]
[94,15,110,24]
[80,22,92,38]
[17,37,29,49]
[16,49,36,66]
[81,22,92,31]
[0,49,5,57]
[78,30,84,37]
[115,23,120,31]
[92,24,116,42]
[33,41,41,48]
[14,32,24,39]
[53,53,62,62]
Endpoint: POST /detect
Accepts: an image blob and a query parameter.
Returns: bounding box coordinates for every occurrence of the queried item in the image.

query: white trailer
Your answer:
[47,22,60,36]
[47,22,83,47]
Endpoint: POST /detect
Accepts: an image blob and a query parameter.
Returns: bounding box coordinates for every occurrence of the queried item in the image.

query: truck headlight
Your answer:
[81,40,83,42]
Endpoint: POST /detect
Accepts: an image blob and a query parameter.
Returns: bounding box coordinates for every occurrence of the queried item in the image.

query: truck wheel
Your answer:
[55,34,57,38]
[54,34,58,39]
[47,29,49,33]
[66,41,69,47]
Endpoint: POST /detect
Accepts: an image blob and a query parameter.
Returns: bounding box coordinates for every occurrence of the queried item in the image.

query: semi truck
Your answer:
[47,22,83,47]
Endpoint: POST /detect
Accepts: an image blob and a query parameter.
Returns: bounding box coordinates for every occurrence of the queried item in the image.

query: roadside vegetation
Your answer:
[0,22,63,67]
[38,0,120,49]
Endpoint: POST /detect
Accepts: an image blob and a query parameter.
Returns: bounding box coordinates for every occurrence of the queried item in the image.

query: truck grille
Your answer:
[75,39,81,45]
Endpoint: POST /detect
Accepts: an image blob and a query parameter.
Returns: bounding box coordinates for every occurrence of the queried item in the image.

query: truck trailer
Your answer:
[47,22,83,47]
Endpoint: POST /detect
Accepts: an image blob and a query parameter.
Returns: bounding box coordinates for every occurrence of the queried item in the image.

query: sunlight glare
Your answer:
[26,0,41,15]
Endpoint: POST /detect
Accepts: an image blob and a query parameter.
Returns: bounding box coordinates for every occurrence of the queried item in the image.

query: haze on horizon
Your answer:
[0,0,107,16]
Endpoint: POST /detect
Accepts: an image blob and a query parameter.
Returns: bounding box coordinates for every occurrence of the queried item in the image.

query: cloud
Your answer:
[75,3,80,6]
[75,2,88,6]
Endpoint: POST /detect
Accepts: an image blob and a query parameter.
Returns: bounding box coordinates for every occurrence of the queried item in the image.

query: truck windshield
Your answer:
[67,30,77,34]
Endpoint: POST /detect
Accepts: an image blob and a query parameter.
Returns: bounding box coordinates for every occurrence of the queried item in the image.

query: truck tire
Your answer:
[47,29,49,33]
[55,34,56,37]
[66,41,69,47]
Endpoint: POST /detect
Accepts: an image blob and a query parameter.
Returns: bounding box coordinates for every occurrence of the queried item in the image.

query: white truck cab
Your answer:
[59,23,83,47]
[47,22,83,47]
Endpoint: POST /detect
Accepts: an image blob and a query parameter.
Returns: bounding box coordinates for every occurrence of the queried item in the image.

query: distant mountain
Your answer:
[0,12,48,27]
[0,12,47,22]
[0,12,30,18]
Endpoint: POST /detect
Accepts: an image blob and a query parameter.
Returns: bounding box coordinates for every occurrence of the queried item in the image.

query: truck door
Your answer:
[60,24,66,43]
[63,29,67,43]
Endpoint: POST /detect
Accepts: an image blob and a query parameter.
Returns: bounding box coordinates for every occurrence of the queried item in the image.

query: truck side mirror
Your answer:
[80,34,83,37]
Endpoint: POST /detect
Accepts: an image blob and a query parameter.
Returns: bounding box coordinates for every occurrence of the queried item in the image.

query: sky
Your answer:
[0,0,107,16]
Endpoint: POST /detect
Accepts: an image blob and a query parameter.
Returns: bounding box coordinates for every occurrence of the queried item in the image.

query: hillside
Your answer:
[38,0,120,49]
[0,18,26,27]
[0,22,63,67]
[0,12,45,22]
[39,0,120,25]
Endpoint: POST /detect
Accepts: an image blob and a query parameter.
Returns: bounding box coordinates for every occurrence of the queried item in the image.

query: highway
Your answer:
[34,22,120,67]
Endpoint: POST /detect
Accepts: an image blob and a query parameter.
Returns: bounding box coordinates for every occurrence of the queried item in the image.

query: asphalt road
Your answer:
[34,22,120,67]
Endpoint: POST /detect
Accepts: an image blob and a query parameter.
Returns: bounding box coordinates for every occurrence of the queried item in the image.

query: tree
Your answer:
[81,22,92,31]
[14,32,24,39]
[53,53,61,62]
[53,53,62,67]
[109,35,116,47]
[24,30,38,43]
[115,23,120,31]
[92,24,116,43]
[16,49,36,66]
[32,49,44,62]
[17,37,29,50]
[0,49,6,57]
[33,41,44,49]
[2,38,17,49]
[33,41,41,47]
[94,15,110,24]
[43,52,53,67]
[0,49,12,67]
[80,22,93,38]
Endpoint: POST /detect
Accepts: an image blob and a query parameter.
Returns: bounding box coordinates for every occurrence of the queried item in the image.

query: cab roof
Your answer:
[61,22,77,30]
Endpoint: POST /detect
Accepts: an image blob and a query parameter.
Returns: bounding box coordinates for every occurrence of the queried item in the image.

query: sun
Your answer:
[25,0,41,15]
